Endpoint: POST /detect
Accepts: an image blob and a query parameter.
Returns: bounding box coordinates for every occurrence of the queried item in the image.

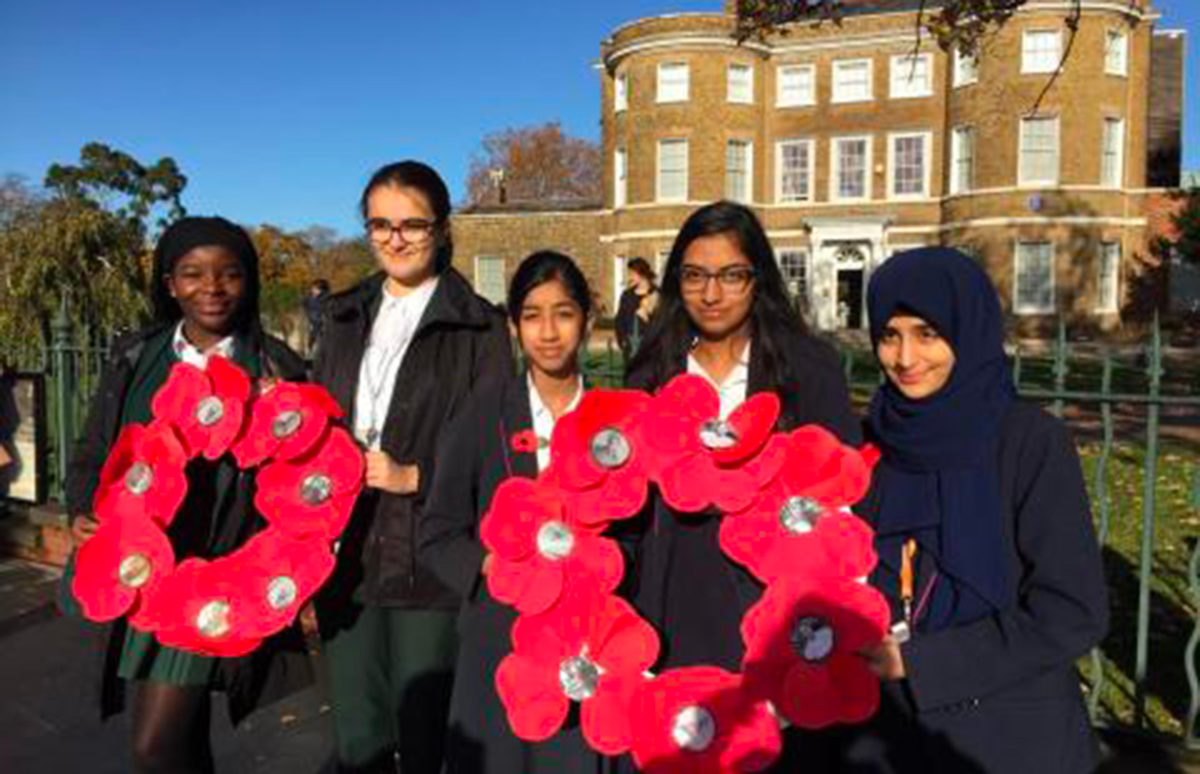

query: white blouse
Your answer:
[172,322,234,369]
[687,340,751,420]
[353,278,439,449]
[528,373,584,472]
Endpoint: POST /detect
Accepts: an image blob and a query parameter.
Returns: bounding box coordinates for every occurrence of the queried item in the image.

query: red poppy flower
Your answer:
[642,374,784,513]
[629,666,782,774]
[543,389,652,525]
[138,557,263,657]
[510,429,539,455]
[151,357,251,460]
[94,421,189,528]
[720,427,879,583]
[71,513,175,623]
[222,530,336,639]
[231,381,345,467]
[740,576,890,729]
[494,589,659,754]
[480,477,621,615]
[255,426,364,539]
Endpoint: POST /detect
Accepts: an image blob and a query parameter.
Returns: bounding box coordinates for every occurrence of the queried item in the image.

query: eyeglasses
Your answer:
[365,217,436,245]
[679,265,756,294]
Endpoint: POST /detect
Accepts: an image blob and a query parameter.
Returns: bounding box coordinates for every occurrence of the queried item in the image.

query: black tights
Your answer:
[131,682,215,774]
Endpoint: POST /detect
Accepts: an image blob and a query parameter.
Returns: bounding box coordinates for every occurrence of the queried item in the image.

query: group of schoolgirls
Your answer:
[66,159,1108,774]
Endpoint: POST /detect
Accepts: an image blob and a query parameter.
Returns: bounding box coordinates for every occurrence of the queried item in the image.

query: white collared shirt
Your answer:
[353,277,440,448]
[528,373,584,472]
[687,340,751,420]
[172,322,235,369]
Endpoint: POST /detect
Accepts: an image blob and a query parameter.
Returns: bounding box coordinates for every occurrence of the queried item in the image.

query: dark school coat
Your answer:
[63,324,311,725]
[312,269,511,613]
[621,335,860,773]
[419,375,604,774]
[841,401,1109,773]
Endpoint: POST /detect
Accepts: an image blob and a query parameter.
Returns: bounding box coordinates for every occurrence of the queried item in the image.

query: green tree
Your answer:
[44,142,186,232]
[1168,187,1200,267]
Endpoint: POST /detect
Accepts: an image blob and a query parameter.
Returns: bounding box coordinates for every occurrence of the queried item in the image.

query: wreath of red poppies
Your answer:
[71,356,363,657]
[485,373,889,773]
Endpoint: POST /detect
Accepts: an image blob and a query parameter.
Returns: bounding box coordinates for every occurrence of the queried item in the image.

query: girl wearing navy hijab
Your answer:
[848,247,1108,772]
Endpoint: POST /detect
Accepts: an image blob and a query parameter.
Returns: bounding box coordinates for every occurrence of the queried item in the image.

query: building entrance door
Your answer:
[830,243,869,330]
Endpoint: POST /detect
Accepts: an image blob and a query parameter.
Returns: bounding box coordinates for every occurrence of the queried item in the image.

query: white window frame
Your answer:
[950,126,975,196]
[887,131,932,199]
[657,62,689,103]
[1013,241,1056,314]
[1018,116,1060,187]
[832,58,874,104]
[890,53,933,99]
[612,256,626,317]
[727,63,754,104]
[776,63,816,107]
[1105,29,1129,76]
[953,47,979,87]
[776,248,811,305]
[614,71,628,112]
[1022,29,1063,74]
[775,138,816,203]
[725,139,754,203]
[473,256,506,305]
[830,135,874,202]
[1101,117,1125,188]
[656,138,689,203]
[614,147,628,209]
[1096,241,1121,313]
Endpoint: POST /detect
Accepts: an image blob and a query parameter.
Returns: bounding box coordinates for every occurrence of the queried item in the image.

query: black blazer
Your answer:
[63,324,311,725]
[420,375,603,774]
[625,333,860,671]
[844,401,1109,773]
[312,268,512,610]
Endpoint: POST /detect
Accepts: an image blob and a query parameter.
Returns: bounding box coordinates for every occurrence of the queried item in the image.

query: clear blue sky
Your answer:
[2,1,1195,237]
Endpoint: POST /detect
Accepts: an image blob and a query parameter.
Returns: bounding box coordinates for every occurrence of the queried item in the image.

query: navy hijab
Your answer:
[866,247,1016,631]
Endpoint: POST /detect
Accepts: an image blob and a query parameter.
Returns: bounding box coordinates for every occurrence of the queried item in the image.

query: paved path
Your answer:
[0,559,334,774]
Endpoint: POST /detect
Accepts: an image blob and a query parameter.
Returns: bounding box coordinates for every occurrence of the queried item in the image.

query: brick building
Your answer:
[451,0,1186,331]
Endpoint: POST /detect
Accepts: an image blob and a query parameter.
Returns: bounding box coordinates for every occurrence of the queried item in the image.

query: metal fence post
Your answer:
[1087,351,1115,723]
[1134,313,1164,728]
[1185,466,1200,748]
[1052,316,1068,418]
[49,298,75,503]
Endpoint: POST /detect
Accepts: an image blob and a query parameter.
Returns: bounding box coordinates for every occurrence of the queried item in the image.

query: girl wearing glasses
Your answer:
[311,160,511,773]
[623,200,860,769]
[845,247,1106,772]
[420,251,602,773]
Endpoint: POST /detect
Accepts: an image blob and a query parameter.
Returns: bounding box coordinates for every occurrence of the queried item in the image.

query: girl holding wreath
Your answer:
[622,200,860,770]
[419,250,604,773]
[66,216,309,773]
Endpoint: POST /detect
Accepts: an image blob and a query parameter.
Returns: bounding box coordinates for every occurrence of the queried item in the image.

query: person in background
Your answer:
[311,160,511,773]
[849,246,1108,772]
[614,257,658,362]
[303,279,330,357]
